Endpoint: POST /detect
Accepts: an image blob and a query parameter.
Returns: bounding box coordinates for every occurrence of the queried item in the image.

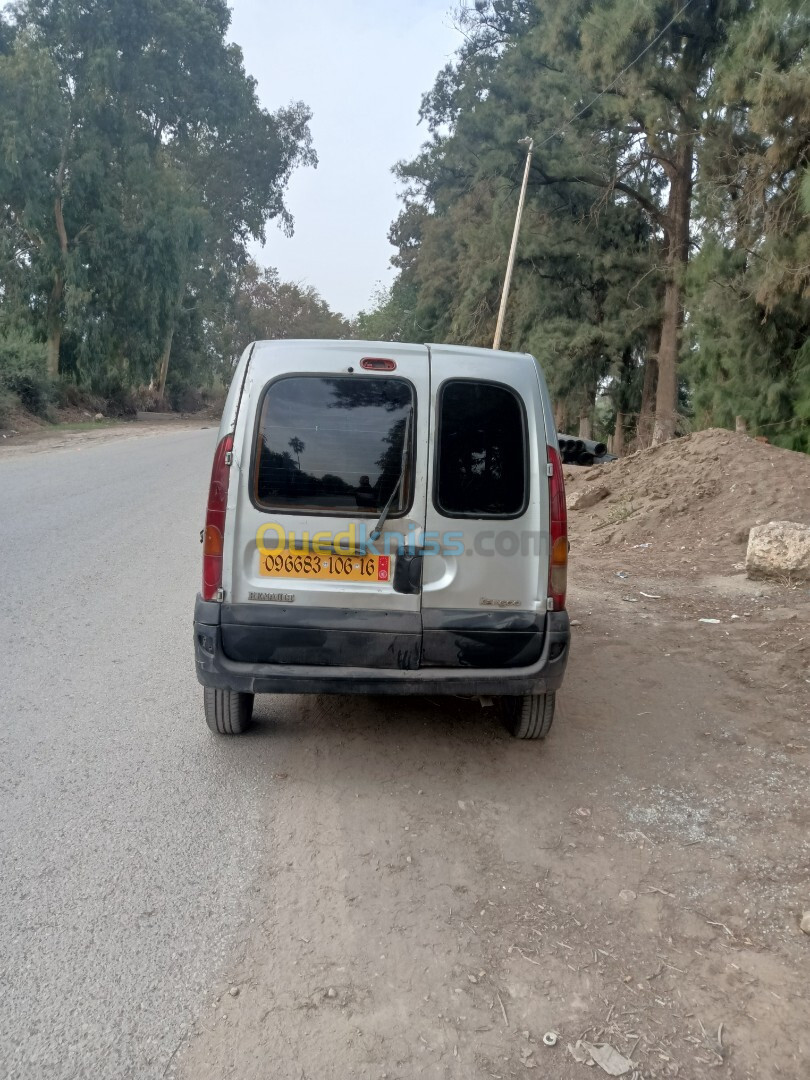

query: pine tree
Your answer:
[687,0,810,450]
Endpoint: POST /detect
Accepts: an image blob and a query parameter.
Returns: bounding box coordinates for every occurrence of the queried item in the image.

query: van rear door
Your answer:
[421,345,549,669]
[222,341,430,670]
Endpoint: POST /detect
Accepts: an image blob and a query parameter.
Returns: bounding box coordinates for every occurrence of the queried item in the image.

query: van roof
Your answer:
[248,339,533,362]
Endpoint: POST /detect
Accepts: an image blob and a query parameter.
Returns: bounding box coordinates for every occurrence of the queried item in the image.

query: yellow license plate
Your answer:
[259,551,392,583]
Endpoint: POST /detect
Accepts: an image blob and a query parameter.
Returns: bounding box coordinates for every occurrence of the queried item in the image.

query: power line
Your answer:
[534,0,699,151]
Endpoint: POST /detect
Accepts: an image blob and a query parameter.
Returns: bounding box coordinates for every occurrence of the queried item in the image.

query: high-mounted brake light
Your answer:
[546,444,568,612]
[361,357,397,371]
[202,433,234,601]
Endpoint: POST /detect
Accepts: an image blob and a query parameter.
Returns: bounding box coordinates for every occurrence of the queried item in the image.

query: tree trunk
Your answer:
[611,346,633,457]
[45,270,65,378]
[45,126,75,379]
[156,277,188,402]
[637,326,660,448]
[156,323,176,402]
[554,399,567,433]
[613,410,625,457]
[652,139,693,445]
[46,325,61,378]
[578,374,597,439]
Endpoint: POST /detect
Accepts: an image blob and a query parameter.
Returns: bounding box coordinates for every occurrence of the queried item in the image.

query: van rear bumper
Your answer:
[194,598,570,697]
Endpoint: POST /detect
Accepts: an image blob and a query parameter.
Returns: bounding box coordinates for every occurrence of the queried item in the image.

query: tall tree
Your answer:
[0,0,315,389]
[388,0,657,434]
[686,0,810,449]
[220,261,351,366]
[384,0,778,445]
[565,0,754,442]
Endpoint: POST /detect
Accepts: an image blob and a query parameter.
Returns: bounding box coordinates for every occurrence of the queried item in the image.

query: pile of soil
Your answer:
[564,428,810,570]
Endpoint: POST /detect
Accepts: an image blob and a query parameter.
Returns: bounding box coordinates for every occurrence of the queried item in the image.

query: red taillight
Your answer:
[547,444,568,611]
[202,433,234,601]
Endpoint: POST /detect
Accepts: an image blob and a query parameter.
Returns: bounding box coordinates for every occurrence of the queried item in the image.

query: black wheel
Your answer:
[502,692,556,740]
[203,687,254,735]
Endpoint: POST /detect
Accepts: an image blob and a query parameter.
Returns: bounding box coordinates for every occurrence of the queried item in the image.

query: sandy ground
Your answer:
[171,547,810,1080]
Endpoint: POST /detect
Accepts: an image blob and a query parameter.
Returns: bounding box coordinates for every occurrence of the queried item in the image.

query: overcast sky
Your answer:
[229,0,461,319]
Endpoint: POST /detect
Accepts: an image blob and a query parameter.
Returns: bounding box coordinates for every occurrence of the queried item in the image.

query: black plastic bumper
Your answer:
[194,597,570,697]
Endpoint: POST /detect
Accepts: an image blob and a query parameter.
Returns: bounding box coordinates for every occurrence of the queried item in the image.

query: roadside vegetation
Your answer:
[2,1,808,450]
[0,0,349,430]
[357,0,810,453]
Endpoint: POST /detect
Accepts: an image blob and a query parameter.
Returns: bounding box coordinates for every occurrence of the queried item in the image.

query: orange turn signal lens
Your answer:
[203,524,224,557]
[551,535,568,565]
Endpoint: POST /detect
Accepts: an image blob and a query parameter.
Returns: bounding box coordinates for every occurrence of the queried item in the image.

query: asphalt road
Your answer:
[0,426,258,1080]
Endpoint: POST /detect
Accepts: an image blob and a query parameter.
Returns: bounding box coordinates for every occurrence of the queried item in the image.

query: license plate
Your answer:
[259,551,391,583]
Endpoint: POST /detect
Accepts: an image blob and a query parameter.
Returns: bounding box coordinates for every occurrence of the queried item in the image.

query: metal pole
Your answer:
[493,137,533,351]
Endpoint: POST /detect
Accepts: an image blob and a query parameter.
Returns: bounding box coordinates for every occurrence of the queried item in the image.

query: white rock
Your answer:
[800,911,810,935]
[746,521,810,581]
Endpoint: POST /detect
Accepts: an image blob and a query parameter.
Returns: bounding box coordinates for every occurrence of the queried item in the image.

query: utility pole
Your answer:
[493,137,533,351]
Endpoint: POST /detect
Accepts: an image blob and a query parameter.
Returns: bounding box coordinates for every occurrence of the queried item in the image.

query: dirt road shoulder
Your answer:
[0,417,214,460]
[172,554,809,1080]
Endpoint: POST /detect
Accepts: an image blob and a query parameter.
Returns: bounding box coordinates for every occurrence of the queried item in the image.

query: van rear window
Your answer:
[253,375,414,515]
[436,380,527,518]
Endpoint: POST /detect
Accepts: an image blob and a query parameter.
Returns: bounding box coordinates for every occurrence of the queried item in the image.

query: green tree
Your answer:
[385,0,784,446]
[386,0,658,437]
[686,0,810,450]
[0,0,315,393]
[354,278,426,343]
[221,261,350,366]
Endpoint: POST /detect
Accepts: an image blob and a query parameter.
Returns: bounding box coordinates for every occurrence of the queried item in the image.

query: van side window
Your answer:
[253,375,415,516]
[436,380,527,518]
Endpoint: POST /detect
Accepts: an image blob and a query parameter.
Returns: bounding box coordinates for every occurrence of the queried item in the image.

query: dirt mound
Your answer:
[564,428,810,569]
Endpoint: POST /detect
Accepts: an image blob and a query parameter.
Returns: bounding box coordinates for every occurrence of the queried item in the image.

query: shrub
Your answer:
[54,379,105,415]
[90,373,137,417]
[201,384,227,417]
[0,388,20,430]
[0,331,54,417]
[55,380,83,409]
[169,383,205,413]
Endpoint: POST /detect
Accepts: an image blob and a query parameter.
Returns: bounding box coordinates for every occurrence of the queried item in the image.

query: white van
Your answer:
[194,340,570,739]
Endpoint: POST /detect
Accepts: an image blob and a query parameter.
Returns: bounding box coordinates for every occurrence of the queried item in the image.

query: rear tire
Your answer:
[502,692,555,740]
[204,687,254,736]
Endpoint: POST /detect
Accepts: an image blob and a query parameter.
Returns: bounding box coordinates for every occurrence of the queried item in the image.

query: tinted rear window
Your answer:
[436,380,527,517]
[254,375,414,515]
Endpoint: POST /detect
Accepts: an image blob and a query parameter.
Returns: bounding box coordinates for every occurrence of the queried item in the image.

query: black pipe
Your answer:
[557,433,608,457]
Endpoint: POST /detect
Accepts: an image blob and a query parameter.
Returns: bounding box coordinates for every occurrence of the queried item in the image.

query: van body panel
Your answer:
[223,340,430,627]
[219,344,254,440]
[419,345,550,667]
[196,339,569,690]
